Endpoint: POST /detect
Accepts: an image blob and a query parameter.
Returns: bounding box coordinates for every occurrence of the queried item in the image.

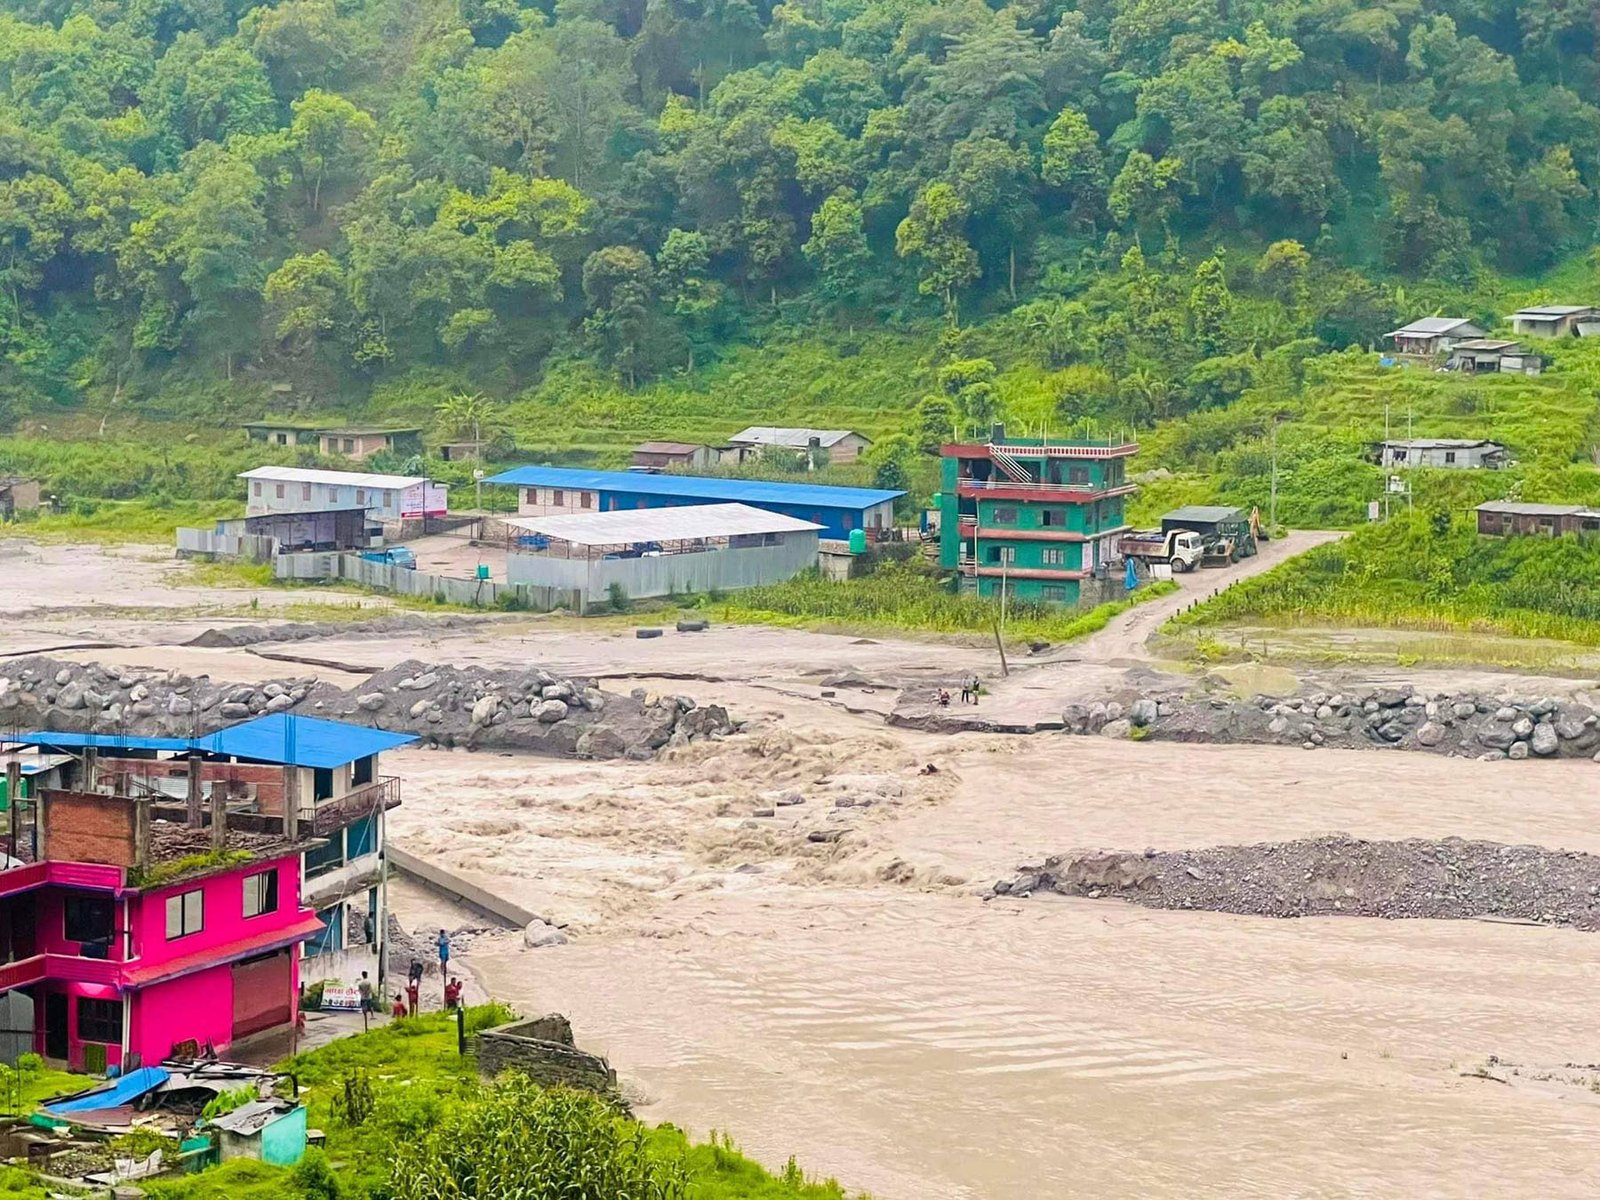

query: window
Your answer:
[356,489,366,505]
[525,488,537,507]
[987,545,1016,564]
[992,507,1018,525]
[243,870,279,919]
[1041,585,1068,602]
[165,889,204,940]
[553,489,565,506]
[64,895,114,945]
[275,484,285,499]
[343,438,355,453]
[382,490,393,507]
[276,433,288,446]
[328,487,340,505]
[580,492,593,509]
[1444,451,1457,464]
[252,482,262,498]
[843,513,853,531]
[1069,466,1090,484]
[1041,509,1066,527]
[305,834,344,878]
[347,814,376,859]
[1042,547,1066,566]
[302,483,312,500]
[76,997,122,1044]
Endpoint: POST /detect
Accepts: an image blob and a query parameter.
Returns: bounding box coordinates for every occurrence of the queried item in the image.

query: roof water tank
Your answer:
[848,528,867,554]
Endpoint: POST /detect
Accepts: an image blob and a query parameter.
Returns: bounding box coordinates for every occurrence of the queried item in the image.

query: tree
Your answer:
[1255,239,1310,314]
[938,357,1000,435]
[656,228,723,370]
[434,390,507,446]
[262,250,347,364]
[1040,107,1105,223]
[896,182,979,325]
[288,91,377,217]
[1107,152,1185,243]
[914,393,956,453]
[582,245,656,387]
[866,432,914,492]
[1188,250,1232,358]
[802,189,870,309]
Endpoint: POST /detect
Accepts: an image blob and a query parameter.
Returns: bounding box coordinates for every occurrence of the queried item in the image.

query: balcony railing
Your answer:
[958,478,1135,496]
[0,952,122,992]
[302,777,401,838]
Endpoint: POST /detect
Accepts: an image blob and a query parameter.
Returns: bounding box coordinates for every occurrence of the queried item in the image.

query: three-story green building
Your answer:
[938,428,1139,605]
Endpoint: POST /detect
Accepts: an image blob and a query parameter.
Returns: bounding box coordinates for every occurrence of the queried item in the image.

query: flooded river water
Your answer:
[388,724,1600,1198]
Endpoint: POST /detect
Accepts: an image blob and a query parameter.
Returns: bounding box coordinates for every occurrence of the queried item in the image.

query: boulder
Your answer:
[1478,726,1518,751]
[1530,722,1560,757]
[57,684,85,711]
[164,694,193,716]
[1268,716,1289,735]
[265,694,295,713]
[219,702,251,719]
[1416,721,1445,747]
[1104,701,1124,722]
[1099,718,1132,739]
[540,682,574,702]
[1452,702,1477,720]
[522,920,568,949]
[1494,706,1518,723]
[1554,717,1587,741]
[1375,689,1408,707]
[535,699,569,723]
[1508,740,1531,760]
[1315,705,1334,721]
[1528,697,1557,717]
[356,693,387,712]
[262,683,287,699]
[1129,698,1159,728]
[1511,716,1535,738]
[409,699,431,719]
[470,694,500,725]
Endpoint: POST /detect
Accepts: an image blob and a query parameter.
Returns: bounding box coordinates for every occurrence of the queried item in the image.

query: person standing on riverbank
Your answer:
[437,929,451,975]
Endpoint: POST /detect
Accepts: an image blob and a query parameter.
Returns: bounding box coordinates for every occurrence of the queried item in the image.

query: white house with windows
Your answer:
[239,466,447,522]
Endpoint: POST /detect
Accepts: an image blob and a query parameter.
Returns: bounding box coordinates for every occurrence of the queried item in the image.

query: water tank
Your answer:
[848,528,867,554]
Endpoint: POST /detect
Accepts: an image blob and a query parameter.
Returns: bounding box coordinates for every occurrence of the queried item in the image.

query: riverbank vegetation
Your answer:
[131,1005,854,1200]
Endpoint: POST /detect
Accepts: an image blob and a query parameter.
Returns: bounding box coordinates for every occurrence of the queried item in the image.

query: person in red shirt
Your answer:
[443,976,462,1010]
[391,994,407,1019]
[405,979,420,1016]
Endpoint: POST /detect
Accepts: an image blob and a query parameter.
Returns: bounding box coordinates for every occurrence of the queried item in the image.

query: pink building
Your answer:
[0,749,321,1072]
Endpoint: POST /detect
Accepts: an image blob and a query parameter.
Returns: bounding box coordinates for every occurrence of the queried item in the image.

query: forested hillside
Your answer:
[0,0,1598,434]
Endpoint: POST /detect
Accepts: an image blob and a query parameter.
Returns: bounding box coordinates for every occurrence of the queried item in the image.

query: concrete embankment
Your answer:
[998,835,1600,929]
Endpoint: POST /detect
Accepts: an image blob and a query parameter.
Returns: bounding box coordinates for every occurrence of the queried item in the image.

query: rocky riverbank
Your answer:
[1064,683,1600,760]
[996,836,1600,929]
[0,655,736,759]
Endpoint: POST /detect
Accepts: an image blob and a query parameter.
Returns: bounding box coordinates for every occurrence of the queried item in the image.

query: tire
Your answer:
[675,619,708,632]
[636,627,663,639]
[1171,557,1190,574]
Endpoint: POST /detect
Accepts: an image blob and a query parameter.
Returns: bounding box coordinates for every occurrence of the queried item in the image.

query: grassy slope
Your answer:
[139,1006,856,1200]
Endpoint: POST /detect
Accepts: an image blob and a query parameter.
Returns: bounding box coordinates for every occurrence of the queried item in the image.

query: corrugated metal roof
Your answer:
[1450,340,1519,351]
[634,441,706,455]
[1512,306,1593,317]
[506,503,822,546]
[485,466,903,508]
[1387,317,1479,337]
[13,732,195,752]
[1475,501,1586,515]
[1381,438,1503,450]
[194,713,417,768]
[726,427,866,449]
[16,715,417,768]
[239,466,430,490]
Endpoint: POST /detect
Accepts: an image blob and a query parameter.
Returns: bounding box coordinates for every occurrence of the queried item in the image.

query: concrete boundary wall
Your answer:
[505,535,819,608]
[388,846,540,929]
[176,528,278,562]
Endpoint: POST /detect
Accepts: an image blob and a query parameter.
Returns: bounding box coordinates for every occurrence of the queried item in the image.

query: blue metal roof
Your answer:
[15,714,416,769]
[13,732,194,752]
[193,713,417,769]
[484,466,903,509]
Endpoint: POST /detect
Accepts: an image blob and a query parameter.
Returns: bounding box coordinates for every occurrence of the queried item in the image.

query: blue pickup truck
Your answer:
[360,547,417,569]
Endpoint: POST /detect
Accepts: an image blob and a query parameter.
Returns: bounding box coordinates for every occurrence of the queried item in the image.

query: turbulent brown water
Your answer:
[388,731,1600,1198]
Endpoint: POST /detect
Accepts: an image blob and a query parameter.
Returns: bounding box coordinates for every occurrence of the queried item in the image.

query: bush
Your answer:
[291,1149,340,1200]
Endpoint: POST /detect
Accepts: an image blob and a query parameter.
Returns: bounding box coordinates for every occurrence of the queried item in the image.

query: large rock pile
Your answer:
[0,656,735,760]
[1076,684,1600,761]
[995,836,1600,929]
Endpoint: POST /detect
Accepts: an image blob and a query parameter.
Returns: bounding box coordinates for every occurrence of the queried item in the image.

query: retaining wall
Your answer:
[475,1015,618,1095]
[387,846,540,928]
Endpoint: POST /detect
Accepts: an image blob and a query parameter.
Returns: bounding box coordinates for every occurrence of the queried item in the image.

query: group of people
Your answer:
[355,928,464,1019]
[936,676,982,708]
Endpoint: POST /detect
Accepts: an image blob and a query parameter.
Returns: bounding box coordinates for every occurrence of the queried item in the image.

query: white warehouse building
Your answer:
[240,466,448,523]
[504,503,820,610]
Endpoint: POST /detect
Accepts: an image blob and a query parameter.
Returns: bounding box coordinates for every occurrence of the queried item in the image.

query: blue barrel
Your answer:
[848,528,868,554]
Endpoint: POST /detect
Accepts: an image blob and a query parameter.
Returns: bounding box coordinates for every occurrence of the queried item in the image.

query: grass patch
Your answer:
[723,562,1177,645]
[8,499,243,544]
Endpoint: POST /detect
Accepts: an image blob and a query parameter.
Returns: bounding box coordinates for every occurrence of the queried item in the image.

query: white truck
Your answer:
[1118,528,1205,573]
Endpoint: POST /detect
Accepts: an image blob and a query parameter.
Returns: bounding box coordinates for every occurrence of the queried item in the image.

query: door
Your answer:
[232,950,294,1040]
[43,992,67,1060]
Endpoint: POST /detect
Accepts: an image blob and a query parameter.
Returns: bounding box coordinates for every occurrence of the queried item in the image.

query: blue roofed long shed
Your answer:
[485,465,902,540]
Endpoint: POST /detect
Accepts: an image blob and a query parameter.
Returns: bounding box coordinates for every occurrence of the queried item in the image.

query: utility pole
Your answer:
[1269,418,1278,528]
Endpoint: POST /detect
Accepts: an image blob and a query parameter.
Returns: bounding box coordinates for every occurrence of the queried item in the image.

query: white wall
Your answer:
[507,534,819,606]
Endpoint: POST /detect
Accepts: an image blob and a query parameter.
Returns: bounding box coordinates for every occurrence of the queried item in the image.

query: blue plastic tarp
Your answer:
[44,1066,169,1115]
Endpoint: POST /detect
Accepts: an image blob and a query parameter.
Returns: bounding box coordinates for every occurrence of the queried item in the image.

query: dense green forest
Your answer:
[3,0,1600,434]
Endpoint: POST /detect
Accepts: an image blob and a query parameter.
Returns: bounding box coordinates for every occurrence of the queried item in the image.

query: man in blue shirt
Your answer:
[436,929,451,974]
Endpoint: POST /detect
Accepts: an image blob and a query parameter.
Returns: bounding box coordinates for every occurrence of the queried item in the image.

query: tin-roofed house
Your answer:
[630,442,715,472]
[1510,306,1599,339]
[1445,339,1542,376]
[1386,318,1486,356]
[237,466,448,547]
[1375,439,1509,470]
[1475,501,1600,537]
[725,427,872,466]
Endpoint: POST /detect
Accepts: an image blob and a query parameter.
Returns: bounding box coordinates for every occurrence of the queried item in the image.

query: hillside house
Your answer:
[1445,339,1542,376]
[1375,439,1508,470]
[1386,318,1486,356]
[725,427,872,466]
[630,442,715,472]
[239,466,447,546]
[0,739,325,1071]
[244,423,421,462]
[1510,306,1599,339]
[1475,501,1600,537]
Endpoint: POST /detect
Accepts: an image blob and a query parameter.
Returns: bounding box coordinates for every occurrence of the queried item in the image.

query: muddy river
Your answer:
[388,722,1600,1199]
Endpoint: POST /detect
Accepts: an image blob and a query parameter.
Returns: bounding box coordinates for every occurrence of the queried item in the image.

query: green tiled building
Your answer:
[938,429,1138,605]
